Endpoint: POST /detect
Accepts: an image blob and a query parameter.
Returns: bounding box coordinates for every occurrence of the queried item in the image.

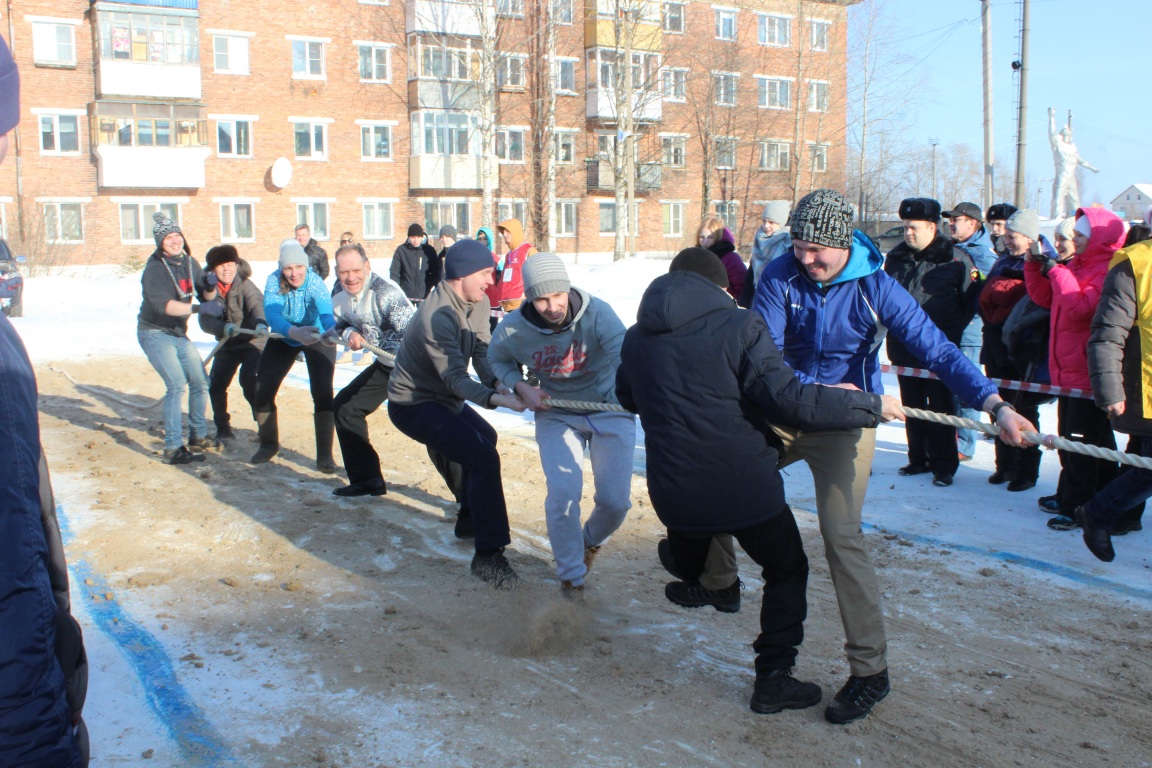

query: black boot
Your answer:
[1079,507,1115,562]
[750,669,822,715]
[250,411,279,464]
[314,412,338,474]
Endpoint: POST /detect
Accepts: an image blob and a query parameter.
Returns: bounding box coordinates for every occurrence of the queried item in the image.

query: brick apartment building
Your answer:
[0,0,857,267]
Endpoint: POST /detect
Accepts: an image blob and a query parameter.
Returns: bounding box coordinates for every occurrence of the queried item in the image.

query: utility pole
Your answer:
[1013,0,1030,209]
[981,0,994,209]
[929,137,940,200]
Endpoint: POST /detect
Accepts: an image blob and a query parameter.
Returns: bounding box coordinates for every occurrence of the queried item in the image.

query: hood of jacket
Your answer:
[637,271,736,335]
[498,219,527,249]
[1074,207,1126,270]
[476,226,497,254]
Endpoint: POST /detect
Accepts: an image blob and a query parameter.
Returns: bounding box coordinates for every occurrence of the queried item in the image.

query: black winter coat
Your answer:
[616,271,884,534]
[197,258,267,351]
[884,234,979,366]
[304,239,329,280]
[390,242,437,300]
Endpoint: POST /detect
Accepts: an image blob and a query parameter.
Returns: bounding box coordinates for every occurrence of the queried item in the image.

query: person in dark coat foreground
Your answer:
[615,247,903,717]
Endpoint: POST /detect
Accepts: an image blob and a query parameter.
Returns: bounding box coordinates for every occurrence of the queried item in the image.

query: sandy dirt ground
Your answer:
[37,357,1152,768]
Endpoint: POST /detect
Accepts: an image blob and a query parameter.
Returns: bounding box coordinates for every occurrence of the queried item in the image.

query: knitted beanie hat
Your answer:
[1006,208,1040,241]
[445,239,495,279]
[670,247,729,288]
[789,189,854,249]
[279,238,309,269]
[522,253,570,301]
[153,210,183,246]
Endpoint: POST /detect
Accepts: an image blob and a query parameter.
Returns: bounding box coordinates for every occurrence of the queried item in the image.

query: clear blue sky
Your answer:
[850,0,1151,214]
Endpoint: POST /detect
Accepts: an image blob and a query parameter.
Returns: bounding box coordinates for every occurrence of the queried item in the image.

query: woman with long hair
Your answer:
[695,216,746,301]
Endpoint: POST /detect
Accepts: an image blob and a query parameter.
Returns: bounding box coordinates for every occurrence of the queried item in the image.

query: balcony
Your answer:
[406,0,490,37]
[584,2,662,52]
[409,155,497,191]
[585,87,662,122]
[407,79,481,111]
[95,145,211,188]
[586,159,662,192]
[98,60,201,100]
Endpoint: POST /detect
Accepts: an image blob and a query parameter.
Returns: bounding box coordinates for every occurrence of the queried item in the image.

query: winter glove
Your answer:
[203,271,219,288]
[199,300,225,319]
[319,329,340,347]
[288,326,320,345]
[1040,257,1059,277]
[254,323,271,338]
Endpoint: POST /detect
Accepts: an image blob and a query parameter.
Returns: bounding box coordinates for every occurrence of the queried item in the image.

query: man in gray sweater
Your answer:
[387,240,526,588]
[488,254,635,595]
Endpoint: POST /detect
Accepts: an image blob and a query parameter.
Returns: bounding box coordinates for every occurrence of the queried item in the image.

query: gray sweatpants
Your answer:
[535,410,636,585]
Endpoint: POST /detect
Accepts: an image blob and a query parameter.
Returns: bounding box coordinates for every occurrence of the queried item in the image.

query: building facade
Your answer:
[0,0,857,266]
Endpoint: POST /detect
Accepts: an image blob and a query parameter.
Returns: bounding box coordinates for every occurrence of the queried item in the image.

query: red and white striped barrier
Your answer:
[879,364,1090,399]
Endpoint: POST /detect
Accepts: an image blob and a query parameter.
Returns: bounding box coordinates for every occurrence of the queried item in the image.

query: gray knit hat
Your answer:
[1005,208,1040,242]
[1054,216,1076,242]
[279,238,309,269]
[789,189,854,249]
[152,210,183,246]
[522,253,570,301]
[761,200,791,226]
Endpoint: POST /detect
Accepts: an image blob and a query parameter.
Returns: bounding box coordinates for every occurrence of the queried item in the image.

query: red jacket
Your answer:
[1024,207,1125,389]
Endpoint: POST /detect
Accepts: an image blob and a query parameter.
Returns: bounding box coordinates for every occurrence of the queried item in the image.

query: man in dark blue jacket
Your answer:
[740,188,1036,725]
[617,248,903,717]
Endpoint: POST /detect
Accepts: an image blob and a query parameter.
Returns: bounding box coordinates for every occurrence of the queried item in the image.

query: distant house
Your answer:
[1111,184,1152,221]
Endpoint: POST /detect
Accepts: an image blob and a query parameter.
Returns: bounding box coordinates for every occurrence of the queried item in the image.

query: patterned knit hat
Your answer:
[522,253,570,301]
[789,189,854,249]
[153,210,183,246]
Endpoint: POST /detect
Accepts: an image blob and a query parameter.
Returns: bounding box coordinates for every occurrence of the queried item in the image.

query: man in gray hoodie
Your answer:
[488,254,635,595]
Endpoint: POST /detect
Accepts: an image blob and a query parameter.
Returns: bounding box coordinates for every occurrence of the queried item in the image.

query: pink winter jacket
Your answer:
[1024,207,1126,389]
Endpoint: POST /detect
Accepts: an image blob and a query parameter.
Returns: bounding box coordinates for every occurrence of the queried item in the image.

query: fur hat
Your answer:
[522,253,570,301]
[789,189,854,250]
[899,197,942,222]
[986,203,1019,223]
[670,247,729,288]
[152,210,183,247]
[445,239,495,279]
[1005,209,1040,242]
[205,244,240,271]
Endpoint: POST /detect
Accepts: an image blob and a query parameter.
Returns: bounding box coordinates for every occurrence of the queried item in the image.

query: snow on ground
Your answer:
[12,257,1151,764]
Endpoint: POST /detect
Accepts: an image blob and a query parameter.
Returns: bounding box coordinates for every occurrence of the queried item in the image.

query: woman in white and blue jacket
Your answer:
[250,239,337,471]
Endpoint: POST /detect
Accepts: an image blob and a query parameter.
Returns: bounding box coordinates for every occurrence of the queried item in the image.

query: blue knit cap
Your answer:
[445,239,495,279]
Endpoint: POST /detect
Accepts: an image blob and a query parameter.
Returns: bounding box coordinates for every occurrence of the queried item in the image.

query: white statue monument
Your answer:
[1049,107,1098,219]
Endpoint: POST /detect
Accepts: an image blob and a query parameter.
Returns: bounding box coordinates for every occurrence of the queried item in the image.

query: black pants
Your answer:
[897,375,958,477]
[387,400,510,552]
[667,510,808,673]
[208,343,261,431]
[991,389,1047,483]
[253,338,335,414]
[333,361,392,483]
[1055,395,1118,511]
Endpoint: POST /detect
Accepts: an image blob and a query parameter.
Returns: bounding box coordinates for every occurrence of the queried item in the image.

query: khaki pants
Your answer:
[702,426,887,677]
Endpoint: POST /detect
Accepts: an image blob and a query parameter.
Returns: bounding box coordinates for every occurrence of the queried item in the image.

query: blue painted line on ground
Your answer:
[57,504,235,765]
[863,521,1152,603]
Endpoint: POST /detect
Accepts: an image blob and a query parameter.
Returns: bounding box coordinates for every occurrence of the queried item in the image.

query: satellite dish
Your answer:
[270,157,293,189]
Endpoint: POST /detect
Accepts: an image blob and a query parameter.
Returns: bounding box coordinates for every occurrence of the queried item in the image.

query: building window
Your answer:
[96,11,199,64]
[358,43,392,82]
[662,202,684,237]
[38,114,80,155]
[220,202,254,242]
[715,138,737,169]
[713,72,737,106]
[714,201,738,230]
[714,8,736,41]
[362,201,394,240]
[663,2,685,33]
[555,132,576,164]
[411,111,478,156]
[296,202,329,240]
[44,202,84,244]
[758,77,791,109]
[91,102,208,147]
[555,58,578,93]
[758,140,791,171]
[291,39,325,79]
[497,54,526,89]
[31,20,77,67]
[497,0,525,18]
[758,14,791,46]
[599,202,617,235]
[631,52,661,92]
[810,20,830,52]
[808,81,829,112]
[120,202,179,243]
[498,201,528,224]
[216,119,253,158]
[661,136,686,167]
[417,42,472,81]
[423,201,470,236]
[360,124,392,160]
[213,35,250,74]
[495,128,525,163]
[662,68,687,101]
[552,0,574,24]
[810,143,828,173]
[293,121,327,159]
[555,201,576,236]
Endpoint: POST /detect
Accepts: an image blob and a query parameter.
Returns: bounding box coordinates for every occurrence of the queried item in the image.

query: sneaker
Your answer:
[988,470,1015,485]
[750,669,822,715]
[1037,495,1060,514]
[1007,477,1037,492]
[470,550,519,590]
[656,537,683,579]
[332,478,387,497]
[583,544,601,575]
[355,352,372,366]
[1047,513,1080,531]
[664,579,741,613]
[932,474,953,487]
[824,669,891,725]
[162,446,206,465]
[336,349,352,364]
[188,435,224,453]
[454,511,474,539]
[897,463,931,476]
[1080,507,1115,562]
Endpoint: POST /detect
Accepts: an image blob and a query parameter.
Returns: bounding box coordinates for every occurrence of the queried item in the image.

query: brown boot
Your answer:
[250,411,279,464]
[314,411,338,474]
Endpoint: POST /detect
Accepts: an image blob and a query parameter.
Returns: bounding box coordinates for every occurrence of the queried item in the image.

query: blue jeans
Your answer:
[138,329,209,451]
[1083,435,1152,530]
[956,342,983,457]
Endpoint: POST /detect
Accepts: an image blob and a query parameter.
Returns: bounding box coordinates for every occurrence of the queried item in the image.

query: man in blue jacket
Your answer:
[739,188,1035,725]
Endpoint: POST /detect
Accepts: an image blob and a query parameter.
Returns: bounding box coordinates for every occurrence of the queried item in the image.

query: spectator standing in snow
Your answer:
[295,223,329,281]
[739,201,791,308]
[696,216,746,301]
